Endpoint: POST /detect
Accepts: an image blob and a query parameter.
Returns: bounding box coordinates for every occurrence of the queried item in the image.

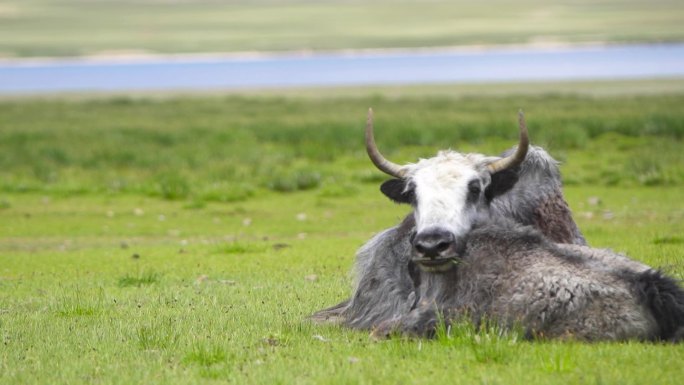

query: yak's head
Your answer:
[365,109,529,272]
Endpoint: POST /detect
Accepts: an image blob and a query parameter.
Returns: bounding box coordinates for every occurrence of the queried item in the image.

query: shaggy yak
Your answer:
[311,109,684,342]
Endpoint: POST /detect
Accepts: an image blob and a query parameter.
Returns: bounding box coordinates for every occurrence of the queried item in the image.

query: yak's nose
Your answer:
[412,229,456,259]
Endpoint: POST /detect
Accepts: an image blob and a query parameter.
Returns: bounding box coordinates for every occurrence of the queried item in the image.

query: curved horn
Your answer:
[487,110,530,173]
[365,108,407,178]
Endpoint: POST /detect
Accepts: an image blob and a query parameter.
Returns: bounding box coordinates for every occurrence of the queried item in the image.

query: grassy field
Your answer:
[1,89,683,197]
[1,0,683,58]
[1,88,684,383]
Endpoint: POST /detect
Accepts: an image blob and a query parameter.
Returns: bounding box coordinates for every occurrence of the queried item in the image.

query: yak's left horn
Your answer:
[365,108,407,178]
[487,110,530,173]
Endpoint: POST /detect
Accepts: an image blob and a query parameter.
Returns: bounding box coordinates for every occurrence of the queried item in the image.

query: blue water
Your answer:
[1,44,683,94]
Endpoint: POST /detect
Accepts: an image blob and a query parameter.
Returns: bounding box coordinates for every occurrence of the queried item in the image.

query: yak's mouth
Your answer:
[411,257,459,273]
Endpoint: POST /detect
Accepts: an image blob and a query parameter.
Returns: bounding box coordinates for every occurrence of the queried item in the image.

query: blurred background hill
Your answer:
[1,0,683,58]
[1,0,683,197]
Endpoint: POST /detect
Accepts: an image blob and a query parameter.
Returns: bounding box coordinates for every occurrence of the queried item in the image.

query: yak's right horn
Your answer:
[365,108,407,178]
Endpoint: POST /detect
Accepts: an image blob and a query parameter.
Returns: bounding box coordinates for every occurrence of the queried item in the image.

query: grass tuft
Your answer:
[55,289,106,317]
[653,236,684,245]
[198,182,255,203]
[154,173,191,200]
[267,169,322,192]
[436,318,523,364]
[117,271,161,288]
[137,322,179,351]
[539,346,578,373]
[183,343,228,367]
[217,241,267,255]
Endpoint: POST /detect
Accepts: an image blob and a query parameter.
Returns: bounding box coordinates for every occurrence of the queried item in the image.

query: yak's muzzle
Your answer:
[411,228,463,272]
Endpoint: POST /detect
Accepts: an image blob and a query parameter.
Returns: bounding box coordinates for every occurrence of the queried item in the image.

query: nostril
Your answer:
[436,241,451,252]
[412,229,455,259]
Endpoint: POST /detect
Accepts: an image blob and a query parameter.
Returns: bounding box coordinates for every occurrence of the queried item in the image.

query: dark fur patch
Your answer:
[532,192,578,244]
[485,169,519,202]
[407,259,421,292]
[623,269,684,341]
[381,179,415,204]
[396,214,417,237]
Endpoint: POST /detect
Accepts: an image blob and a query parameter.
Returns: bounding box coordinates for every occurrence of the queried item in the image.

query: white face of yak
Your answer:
[408,152,492,239]
[379,151,514,272]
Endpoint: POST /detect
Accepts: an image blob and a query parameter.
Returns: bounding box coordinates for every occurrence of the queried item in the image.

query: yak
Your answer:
[311,109,684,341]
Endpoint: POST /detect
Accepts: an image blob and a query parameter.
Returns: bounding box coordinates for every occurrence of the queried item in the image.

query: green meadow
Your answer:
[1,0,684,57]
[1,82,684,383]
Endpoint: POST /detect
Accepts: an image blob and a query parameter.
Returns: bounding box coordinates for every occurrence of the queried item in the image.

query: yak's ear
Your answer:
[380,179,414,204]
[485,169,519,202]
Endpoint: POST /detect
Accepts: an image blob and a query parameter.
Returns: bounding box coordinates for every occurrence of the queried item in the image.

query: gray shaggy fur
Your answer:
[371,220,684,342]
[311,146,586,328]
[491,146,586,245]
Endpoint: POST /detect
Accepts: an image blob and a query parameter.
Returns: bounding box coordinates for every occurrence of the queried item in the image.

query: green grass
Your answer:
[118,270,161,288]
[1,186,683,384]
[1,91,684,199]
[1,87,684,383]
[1,0,683,58]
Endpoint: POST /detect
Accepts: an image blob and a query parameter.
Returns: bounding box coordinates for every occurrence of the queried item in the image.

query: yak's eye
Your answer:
[467,180,481,196]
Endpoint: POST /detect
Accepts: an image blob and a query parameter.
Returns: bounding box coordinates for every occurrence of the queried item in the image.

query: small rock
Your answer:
[133,208,144,216]
[262,337,279,346]
[242,218,252,226]
[296,213,307,221]
[312,335,330,342]
[348,357,360,364]
[305,274,318,282]
[218,280,236,286]
[587,196,601,206]
[580,211,594,219]
[272,243,291,250]
[158,214,166,221]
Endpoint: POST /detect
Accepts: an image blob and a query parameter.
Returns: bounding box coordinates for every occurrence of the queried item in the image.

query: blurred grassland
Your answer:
[1,0,683,58]
[1,90,683,201]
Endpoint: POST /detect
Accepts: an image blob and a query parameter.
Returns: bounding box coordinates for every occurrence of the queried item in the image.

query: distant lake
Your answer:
[1,44,683,94]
